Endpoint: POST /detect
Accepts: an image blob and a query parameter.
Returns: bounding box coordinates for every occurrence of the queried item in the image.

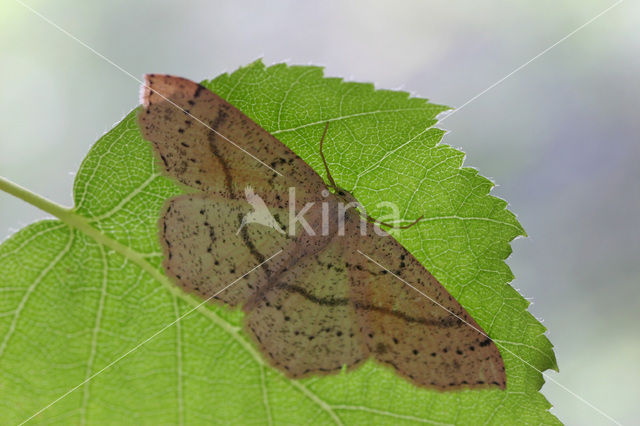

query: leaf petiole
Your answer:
[0,175,73,221]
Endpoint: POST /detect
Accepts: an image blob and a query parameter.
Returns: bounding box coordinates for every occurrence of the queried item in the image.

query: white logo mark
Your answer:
[236,185,286,235]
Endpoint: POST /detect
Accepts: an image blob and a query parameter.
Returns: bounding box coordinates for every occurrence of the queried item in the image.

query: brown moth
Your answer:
[138,74,506,391]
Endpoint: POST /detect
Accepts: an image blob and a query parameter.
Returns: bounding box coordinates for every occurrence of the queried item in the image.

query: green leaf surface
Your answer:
[0,61,558,424]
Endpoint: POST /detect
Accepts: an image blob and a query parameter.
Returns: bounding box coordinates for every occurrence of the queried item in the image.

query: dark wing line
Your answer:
[274,282,465,328]
[237,212,268,268]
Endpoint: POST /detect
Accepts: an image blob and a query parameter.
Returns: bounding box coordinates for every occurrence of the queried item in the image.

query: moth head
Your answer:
[332,186,358,205]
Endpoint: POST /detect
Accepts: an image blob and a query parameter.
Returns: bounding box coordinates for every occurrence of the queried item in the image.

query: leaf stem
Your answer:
[0,175,73,220]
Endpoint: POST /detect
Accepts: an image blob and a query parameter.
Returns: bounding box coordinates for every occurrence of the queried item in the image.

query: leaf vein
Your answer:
[0,226,74,360]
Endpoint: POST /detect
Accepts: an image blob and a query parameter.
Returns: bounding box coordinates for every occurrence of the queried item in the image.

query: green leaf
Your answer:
[0,60,558,424]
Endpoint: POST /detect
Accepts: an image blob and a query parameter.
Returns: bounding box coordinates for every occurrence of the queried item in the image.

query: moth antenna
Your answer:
[319,122,338,190]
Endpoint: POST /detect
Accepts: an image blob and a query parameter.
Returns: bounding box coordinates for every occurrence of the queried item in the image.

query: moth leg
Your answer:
[367,214,425,230]
[318,121,339,190]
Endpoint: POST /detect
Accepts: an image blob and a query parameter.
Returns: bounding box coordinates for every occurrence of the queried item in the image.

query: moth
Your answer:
[138,74,506,390]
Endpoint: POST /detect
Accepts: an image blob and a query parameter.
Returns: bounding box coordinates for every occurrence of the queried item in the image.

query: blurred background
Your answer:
[1,1,637,424]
